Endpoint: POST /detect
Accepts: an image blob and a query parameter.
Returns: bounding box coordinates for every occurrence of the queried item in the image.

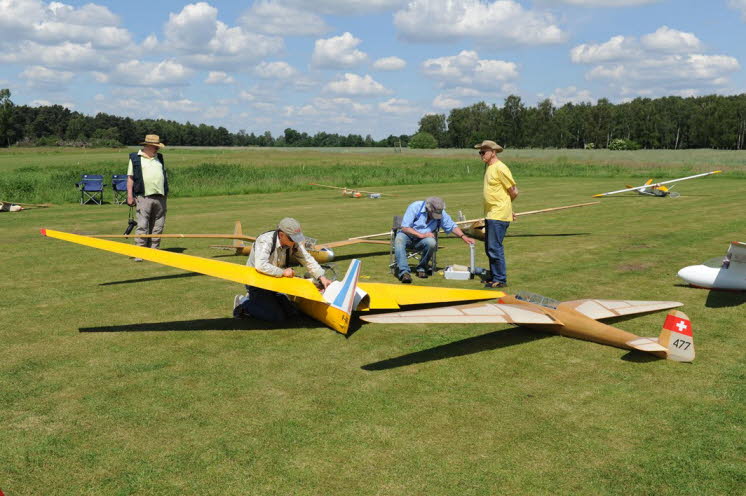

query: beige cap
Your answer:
[473,140,503,153]
[278,217,305,243]
[425,196,445,220]
[140,134,165,149]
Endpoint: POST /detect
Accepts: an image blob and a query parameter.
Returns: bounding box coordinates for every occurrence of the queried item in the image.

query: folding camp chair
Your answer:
[76,174,105,205]
[111,174,128,205]
[388,215,438,275]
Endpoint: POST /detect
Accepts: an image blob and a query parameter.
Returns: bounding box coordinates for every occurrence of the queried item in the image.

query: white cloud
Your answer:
[323,73,391,96]
[541,86,593,106]
[641,26,702,52]
[161,99,201,112]
[433,94,463,110]
[277,0,405,15]
[30,99,75,109]
[373,56,406,71]
[541,0,659,5]
[312,32,368,69]
[103,59,193,87]
[239,1,329,36]
[162,2,283,70]
[205,71,235,84]
[423,50,519,88]
[571,27,739,96]
[254,61,298,79]
[0,40,108,70]
[378,98,415,114]
[729,0,746,20]
[19,65,74,87]
[203,106,230,119]
[394,0,565,45]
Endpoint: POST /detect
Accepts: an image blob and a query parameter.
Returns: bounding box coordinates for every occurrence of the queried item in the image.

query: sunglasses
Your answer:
[479,150,490,156]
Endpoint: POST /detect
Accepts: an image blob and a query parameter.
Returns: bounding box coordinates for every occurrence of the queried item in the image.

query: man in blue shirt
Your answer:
[394,196,475,283]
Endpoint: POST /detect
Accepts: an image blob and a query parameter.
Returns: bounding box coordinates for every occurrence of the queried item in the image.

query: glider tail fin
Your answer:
[657,310,695,362]
[233,221,244,248]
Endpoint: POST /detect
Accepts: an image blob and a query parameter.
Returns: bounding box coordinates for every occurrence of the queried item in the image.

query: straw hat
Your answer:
[473,140,503,153]
[140,134,165,149]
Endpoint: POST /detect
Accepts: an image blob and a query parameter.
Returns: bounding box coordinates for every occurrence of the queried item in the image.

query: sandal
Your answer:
[484,281,506,289]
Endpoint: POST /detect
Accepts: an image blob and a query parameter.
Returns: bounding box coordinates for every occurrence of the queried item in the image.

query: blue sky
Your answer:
[1,0,745,139]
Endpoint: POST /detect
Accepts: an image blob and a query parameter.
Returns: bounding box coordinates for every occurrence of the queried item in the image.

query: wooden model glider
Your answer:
[678,241,746,290]
[40,229,501,334]
[362,291,694,361]
[309,183,395,198]
[349,202,599,242]
[88,221,389,264]
[593,170,721,198]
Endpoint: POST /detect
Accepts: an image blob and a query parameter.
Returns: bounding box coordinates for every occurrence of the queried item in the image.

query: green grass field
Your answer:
[1,148,744,495]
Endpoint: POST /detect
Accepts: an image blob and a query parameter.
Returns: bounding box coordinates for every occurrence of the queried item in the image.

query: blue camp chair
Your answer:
[76,174,105,205]
[112,174,128,205]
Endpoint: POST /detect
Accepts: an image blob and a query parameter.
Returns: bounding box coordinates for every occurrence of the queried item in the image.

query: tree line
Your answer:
[418,94,746,150]
[0,89,409,148]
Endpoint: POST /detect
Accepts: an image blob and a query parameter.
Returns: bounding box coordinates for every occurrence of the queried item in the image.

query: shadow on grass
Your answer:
[99,272,205,286]
[79,315,321,333]
[162,247,187,253]
[361,326,551,371]
[620,351,664,363]
[705,290,746,308]
[507,232,590,238]
[333,250,391,262]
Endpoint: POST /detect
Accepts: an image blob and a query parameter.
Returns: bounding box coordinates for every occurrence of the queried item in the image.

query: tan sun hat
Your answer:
[140,134,165,148]
[425,196,445,220]
[474,140,503,153]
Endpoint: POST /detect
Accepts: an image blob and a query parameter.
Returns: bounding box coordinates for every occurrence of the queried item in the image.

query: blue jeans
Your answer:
[235,286,298,322]
[484,219,510,283]
[394,231,437,275]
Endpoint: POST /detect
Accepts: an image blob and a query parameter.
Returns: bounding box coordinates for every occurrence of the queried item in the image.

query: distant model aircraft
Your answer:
[677,241,746,291]
[41,229,501,334]
[88,221,390,264]
[1,200,51,211]
[362,291,694,361]
[592,170,721,198]
[309,183,395,198]
[348,202,599,242]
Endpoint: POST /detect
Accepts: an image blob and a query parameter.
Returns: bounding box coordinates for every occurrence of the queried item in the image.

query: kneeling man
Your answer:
[394,196,474,283]
[233,217,332,321]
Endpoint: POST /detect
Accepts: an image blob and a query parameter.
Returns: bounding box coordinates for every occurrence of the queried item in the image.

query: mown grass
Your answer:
[1,147,743,205]
[0,152,744,495]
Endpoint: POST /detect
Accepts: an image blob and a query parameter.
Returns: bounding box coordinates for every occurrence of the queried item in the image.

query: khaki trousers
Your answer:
[135,195,167,249]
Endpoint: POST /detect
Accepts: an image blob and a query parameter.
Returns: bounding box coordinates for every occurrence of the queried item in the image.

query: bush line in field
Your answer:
[1,160,740,204]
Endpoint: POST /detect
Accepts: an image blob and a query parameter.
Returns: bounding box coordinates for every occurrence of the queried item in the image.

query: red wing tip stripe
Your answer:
[40,228,47,236]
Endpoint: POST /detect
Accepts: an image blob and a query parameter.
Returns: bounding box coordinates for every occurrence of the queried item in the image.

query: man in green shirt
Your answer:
[127,134,169,259]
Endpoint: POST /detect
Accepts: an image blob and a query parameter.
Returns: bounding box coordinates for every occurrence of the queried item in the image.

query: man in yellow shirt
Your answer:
[126,134,169,260]
[477,140,518,288]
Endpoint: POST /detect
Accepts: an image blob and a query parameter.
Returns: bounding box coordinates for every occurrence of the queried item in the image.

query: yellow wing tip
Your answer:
[592,194,604,198]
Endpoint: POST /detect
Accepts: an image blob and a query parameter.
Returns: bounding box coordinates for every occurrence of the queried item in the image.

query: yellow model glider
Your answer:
[41,228,502,334]
[593,171,721,198]
[89,221,389,264]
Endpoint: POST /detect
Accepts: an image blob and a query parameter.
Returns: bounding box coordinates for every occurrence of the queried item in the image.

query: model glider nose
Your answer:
[677,265,715,289]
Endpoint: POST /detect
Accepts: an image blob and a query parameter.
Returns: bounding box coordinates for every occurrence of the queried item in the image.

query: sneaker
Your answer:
[233,294,248,318]
[399,272,412,284]
[133,257,143,262]
[416,269,428,279]
[484,281,507,289]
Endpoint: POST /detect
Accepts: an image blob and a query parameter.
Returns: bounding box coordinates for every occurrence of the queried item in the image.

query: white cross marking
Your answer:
[676,321,688,332]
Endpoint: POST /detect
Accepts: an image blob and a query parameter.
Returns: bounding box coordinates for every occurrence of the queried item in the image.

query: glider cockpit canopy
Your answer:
[514,291,560,309]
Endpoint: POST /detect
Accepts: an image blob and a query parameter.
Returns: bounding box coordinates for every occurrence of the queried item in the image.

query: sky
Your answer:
[1,0,745,139]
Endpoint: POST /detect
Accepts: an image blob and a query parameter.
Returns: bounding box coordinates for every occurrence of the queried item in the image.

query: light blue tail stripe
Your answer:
[333,259,360,308]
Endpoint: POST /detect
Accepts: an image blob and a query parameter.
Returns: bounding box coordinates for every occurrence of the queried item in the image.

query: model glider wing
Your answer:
[727,241,746,264]
[559,299,682,320]
[40,229,325,302]
[357,284,503,311]
[89,233,257,242]
[318,239,390,249]
[360,301,560,324]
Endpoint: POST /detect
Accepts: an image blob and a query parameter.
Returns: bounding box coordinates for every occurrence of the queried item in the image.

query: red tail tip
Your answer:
[40,228,47,236]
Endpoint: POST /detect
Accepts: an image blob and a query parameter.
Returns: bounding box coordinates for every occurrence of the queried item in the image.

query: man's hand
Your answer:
[462,236,476,245]
[512,213,517,221]
[420,231,435,239]
[127,195,135,207]
[318,276,332,289]
[282,267,295,278]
